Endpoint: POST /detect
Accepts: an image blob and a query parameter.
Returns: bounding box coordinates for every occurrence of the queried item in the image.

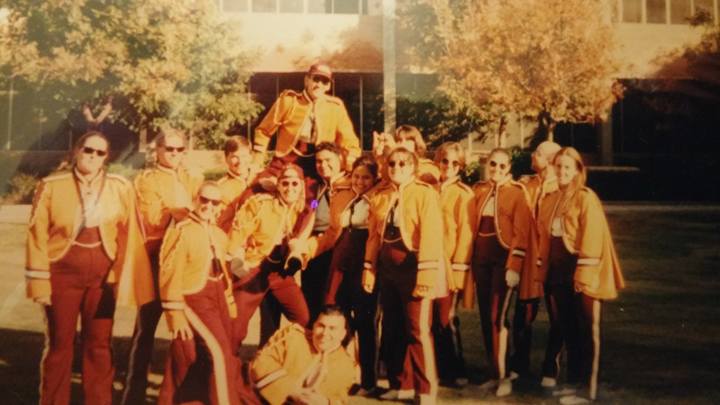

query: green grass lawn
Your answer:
[1,209,719,404]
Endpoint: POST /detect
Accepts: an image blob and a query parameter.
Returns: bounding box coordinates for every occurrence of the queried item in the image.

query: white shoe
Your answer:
[455,377,469,387]
[541,376,557,388]
[477,379,499,390]
[553,386,578,397]
[508,371,520,381]
[559,394,590,404]
[415,393,437,405]
[496,379,513,397]
[380,389,415,400]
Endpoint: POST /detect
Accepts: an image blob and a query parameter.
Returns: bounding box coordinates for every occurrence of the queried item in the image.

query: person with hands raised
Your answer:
[362,147,443,404]
[534,147,625,404]
[469,148,532,398]
[157,182,244,405]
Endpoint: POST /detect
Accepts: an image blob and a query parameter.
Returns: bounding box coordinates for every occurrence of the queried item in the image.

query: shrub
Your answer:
[4,173,40,204]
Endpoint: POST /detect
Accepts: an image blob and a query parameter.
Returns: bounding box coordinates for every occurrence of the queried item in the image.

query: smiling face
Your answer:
[387,151,416,186]
[226,147,251,178]
[487,151,511,183]
[315,149,342,182]
[157,134,186,170]
[351,165,375,195]
[75,135,109,176]
[311,313,347,353]
[304,74,331,101]
[438,149,462,182]
[194,183,222,222]
[277,169,303,204]
[555,155,580,187]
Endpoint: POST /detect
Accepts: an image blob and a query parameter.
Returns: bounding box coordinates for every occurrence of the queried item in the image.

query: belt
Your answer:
[71,240,103,248]
[207,274,225,281]
[477,232,497,237]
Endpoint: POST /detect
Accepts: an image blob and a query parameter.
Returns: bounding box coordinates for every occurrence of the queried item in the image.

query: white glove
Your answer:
[505,270,520,288]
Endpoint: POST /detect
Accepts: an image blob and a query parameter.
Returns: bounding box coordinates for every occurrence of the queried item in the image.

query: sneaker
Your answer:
[541,376,557,388]
[477,379,499,390]
[559,394,591,404]
[496,379,513,397]
[508,371,520,381]
[355,387,380,397]
[553,386,578,397]
[380,389,415,401]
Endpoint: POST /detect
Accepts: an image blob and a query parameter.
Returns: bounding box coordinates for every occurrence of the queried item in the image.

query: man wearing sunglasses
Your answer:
[251,62,360,195]
[122,129,204,405]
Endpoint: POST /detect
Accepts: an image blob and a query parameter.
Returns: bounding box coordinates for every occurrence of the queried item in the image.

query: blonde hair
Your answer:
[394,125,427,156]
[554,147,587,189]
[434,141,466,169]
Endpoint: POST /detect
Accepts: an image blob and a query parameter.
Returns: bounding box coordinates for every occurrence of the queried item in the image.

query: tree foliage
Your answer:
[398,0,624,142]
[0,0,261,149]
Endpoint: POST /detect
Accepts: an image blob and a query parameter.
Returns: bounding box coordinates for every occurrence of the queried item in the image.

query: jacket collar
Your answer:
[73,167,103,188]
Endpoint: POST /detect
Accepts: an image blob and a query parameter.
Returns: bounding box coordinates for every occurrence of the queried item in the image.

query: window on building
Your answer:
[334,0,359,14]
[252,0,276,12]
[671,0,692,23]
[223,0,249,12]
[308,0,331,12]
[647,0,668,23]
[279,0,303,12]
[694,0,715,21]
[623,0,643,22]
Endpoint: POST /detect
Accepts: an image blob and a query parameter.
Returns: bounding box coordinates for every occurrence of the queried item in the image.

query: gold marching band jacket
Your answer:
[306,187,371,259]
[227,194,302,268]
[26,171,154,306]
[252,90,361,167]
[362,179,444,296]
[439,177,474,291]
[133,165,203,246]
[216,171,248,233]
[470,179,532,274]
[158,212,237,329]
[250,324,355,405]
[535,187,625,300]
[517,174,559,300]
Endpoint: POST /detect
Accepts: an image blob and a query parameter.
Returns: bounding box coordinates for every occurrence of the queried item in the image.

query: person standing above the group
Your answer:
[157,182,243,405]
[470,148,532,397]
[216,136,255,233]
[301,142,351,321]
[251,62,360,195]
[227,164,310,351]
[372,125,440,185]
[534,147,625,404]
[123,129,203,405]
[27,131,153,405]
[363,147,443,404]
[432,142,474,388]
[509,140,562,384]
[304,155,380,395]
[249,306,355,405]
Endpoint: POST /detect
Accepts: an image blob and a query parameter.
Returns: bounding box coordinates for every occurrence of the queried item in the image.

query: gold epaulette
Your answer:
[42,171,72,183]
[106,173,131,186]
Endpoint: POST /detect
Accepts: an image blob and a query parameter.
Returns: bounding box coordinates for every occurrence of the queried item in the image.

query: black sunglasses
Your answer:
[280,179,301,187]
[311,75,331,85]
[163,146,186,153]
[199,196,221,206]
[441,158,461,168]
[489,160,508,170]
[388,160,410,168]
[82,146,108,157]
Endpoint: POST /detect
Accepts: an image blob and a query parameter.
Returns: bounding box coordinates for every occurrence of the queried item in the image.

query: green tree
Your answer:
[398,0,623,144]
[0,0,261,149]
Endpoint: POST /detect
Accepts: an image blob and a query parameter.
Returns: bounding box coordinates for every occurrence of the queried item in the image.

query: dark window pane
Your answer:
[647,0,667,23]
[308,0,331,13]
[623,0,642,22]
[252,0,276,12]
[334,0,359,14]
[279,0,302,12]
[671,0,691,23]
[224,0,248,12]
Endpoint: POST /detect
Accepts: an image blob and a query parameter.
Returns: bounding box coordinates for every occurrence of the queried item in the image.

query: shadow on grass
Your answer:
[0,328,258,405]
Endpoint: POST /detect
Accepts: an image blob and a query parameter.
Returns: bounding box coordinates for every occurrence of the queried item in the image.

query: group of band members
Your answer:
[25,61,625,405]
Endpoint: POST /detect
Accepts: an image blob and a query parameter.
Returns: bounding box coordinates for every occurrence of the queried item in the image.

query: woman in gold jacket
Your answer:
[26,131,153,405]
[534,147,625,404]
[469,148,532,397]
[157,182,242,405]
[432,142,474,387]
[362,146,443,404]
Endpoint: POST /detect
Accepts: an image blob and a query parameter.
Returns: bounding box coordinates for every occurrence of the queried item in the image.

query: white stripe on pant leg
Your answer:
[39,305,50,405]
[419,298,438,397]
[184,307,231,405]
[589,299,601,400]
[497,288,514,379]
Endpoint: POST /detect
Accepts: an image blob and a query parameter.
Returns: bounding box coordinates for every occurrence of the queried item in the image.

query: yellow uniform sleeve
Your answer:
[134,173,166,236]
[574,191,605,289]
[505,189,532,274]
[251,330,297,405]
[26,180,52,298]
[253,93,294,154]
[158,226,187,312]
[451,189,474,290]
[333,101,361,169]
[416,188,444,290]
